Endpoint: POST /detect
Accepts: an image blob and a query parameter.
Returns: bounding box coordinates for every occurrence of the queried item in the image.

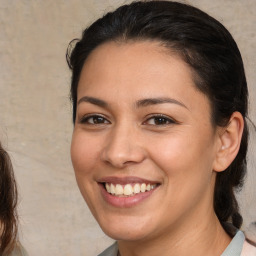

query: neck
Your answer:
[118,212,231,256]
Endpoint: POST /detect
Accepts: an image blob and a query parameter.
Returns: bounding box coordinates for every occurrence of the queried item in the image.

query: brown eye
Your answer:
[80,115,110,124]
[145,115,175,125]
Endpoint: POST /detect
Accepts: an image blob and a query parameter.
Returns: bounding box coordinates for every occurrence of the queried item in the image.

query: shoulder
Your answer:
[9,242,28,256]
[241,240,256,256]
[98,242,118,256]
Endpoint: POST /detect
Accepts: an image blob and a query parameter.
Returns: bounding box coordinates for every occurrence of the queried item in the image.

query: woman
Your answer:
[66,1,256,255]
[0,143,27,255]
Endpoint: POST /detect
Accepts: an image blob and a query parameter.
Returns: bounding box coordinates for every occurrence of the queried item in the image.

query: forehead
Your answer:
[79,40,192,91]
[77,40,210,113]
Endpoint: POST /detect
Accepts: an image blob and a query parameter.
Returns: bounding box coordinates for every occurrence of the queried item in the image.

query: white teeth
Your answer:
[105,183,157,196]
[124,184,133,196]
[110,183,115,194]
[141,183,146,192]
[134,183,140,194]
[106,183,111,193]
[115,184,124,195]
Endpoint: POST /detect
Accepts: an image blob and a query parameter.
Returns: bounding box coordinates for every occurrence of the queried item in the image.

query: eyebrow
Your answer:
[77,96,108,107]
[77,96,188,109]
[136,97,188,109]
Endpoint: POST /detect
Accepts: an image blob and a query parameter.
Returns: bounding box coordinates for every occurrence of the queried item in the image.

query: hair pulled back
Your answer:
[0,143,18,254]
[66,1,248,230]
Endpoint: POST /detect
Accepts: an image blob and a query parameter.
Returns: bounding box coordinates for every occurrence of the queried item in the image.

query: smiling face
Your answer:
[71,41,221,242]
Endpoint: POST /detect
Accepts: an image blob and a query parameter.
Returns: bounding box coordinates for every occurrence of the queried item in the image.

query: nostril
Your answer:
[101,148,147,168]
[100,131,146,168]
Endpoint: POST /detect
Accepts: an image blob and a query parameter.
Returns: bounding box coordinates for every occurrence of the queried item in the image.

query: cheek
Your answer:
[147,131,215,180]
[147,133,216,213]
[70,131,100,176]
[147,134,192,169]
[70,132,102,213]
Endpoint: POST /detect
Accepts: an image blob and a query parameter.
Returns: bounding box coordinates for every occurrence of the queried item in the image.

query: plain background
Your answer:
[0,0,255,255]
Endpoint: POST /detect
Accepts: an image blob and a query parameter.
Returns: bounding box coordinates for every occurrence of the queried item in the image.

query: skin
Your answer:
[71,41,240,256]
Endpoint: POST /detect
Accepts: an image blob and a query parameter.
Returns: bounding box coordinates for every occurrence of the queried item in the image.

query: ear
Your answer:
[213,112,244,172]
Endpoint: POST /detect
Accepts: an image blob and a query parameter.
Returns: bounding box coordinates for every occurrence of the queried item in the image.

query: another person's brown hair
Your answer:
[0,142,18,254]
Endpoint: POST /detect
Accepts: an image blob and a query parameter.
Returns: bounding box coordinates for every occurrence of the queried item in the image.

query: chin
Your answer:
[97,216,151,241]
[102,228,147,242]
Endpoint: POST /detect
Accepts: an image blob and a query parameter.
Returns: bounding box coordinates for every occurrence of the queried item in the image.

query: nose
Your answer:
[101,124,146,168]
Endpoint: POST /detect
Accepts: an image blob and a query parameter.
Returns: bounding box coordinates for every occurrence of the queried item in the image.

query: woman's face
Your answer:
[71,41,221,241]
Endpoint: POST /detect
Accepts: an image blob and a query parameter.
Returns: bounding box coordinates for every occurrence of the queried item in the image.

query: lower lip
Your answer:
[99,184,158,208]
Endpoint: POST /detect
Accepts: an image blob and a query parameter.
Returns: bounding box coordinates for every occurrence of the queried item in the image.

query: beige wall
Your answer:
[0,1,255,255]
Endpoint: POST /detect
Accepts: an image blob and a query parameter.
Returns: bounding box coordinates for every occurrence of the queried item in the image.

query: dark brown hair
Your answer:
[0,143,18,254]
[66,1,248,230]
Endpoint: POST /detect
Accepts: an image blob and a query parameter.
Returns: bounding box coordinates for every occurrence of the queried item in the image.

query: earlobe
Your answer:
[213,112,244,172]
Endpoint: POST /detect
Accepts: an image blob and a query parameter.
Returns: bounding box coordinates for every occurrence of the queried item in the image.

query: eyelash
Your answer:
[143,114,176,126]
[79,114,110,125]
[79,114,176,126]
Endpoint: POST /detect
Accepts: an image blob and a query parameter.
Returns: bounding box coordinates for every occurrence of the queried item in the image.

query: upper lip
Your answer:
[97,176,160,185]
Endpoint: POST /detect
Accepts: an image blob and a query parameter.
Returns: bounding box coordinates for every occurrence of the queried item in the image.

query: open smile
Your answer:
[105,183,157,196]
[98,177,160,207]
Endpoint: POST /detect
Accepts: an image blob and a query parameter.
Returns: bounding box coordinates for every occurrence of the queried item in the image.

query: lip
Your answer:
[98,176,160,208]
[97,176,159,185]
